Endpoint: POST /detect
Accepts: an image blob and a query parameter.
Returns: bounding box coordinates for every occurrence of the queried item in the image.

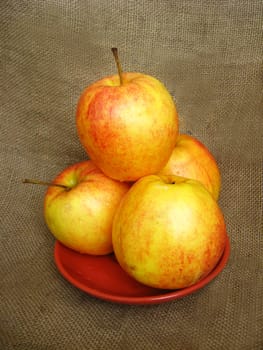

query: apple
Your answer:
[43,160,130,255]
[76,48,179,182]
[158,134,221,200]
[112,174,227,289]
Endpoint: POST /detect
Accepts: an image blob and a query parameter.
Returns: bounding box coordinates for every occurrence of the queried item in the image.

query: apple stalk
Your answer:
[22,179,70,191]
[111,47,123,85]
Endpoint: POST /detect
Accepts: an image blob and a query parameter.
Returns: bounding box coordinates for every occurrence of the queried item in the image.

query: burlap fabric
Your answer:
[1,1,262,349]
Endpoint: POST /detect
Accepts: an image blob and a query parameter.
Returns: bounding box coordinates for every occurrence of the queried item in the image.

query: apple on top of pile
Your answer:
[24,48,227,290]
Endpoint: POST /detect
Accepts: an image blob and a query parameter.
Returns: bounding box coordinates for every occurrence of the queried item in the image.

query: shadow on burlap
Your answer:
[1,1,262,349]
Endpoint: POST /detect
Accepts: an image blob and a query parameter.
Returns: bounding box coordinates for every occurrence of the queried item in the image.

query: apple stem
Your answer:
[22,179,70,190]
[111,47,123,85]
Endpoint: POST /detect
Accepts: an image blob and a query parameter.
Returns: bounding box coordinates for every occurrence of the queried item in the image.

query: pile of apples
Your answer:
[38,49,227,290]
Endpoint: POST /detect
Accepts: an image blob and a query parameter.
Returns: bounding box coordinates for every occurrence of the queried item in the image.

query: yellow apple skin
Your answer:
[158,134,221,200]
[44,161,130,255]
[112,175,227,289]
[76,72,179,182]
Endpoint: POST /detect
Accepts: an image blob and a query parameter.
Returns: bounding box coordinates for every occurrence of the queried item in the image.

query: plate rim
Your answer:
[54,236,230,305]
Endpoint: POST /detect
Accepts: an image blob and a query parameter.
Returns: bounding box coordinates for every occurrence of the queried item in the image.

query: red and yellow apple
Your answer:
[112,174,227,289]
[158,134,221,200]
[76,49,179,182]
[44,160,130,255]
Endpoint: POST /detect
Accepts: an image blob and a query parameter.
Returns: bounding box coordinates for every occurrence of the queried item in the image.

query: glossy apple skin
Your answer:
[158,134,221,200]
[44,161,130,255]
[112,175,227,289]
[76,72,179,181]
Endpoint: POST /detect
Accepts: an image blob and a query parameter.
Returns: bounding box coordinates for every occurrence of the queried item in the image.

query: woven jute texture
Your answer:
[1,1,262,349]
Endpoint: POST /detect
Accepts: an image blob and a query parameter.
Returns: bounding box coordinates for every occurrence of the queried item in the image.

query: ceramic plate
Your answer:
[54,236,230,305]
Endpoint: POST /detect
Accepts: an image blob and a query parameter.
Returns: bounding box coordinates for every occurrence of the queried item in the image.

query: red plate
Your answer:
[54,236,230,305]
